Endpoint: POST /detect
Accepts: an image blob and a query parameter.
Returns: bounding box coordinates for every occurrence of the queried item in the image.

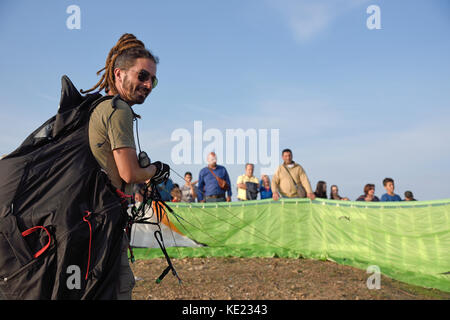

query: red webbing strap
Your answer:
[83,211,93,280]
[21,226,51,259]
[116,188,134,263]
[116,188,133,205]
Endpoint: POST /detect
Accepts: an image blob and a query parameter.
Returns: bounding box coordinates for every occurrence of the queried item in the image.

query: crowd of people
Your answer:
[135,149,417,204]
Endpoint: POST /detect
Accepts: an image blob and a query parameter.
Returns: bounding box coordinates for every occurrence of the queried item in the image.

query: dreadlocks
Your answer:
[81,33,159,94]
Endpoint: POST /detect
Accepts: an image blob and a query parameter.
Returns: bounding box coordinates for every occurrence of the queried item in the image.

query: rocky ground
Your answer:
[130,257,450,300]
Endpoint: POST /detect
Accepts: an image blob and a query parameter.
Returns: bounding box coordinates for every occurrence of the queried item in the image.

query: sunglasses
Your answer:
[131,69,158,88]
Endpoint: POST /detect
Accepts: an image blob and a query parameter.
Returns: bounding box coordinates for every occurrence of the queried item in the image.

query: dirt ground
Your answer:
[130,257,450,300]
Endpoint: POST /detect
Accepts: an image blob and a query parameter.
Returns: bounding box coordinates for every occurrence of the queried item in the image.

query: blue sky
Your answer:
[1,0,449,201]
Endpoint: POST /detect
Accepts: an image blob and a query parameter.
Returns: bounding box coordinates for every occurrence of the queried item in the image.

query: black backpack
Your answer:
[0,76,127,299]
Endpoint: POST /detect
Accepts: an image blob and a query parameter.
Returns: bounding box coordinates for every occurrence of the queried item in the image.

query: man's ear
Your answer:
[113,68,123,82]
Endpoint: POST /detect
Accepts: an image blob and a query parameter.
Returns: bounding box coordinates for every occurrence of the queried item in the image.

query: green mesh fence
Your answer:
[132,198,450,292]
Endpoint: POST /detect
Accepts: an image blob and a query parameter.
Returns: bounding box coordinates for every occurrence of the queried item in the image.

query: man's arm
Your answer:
[197,170,205,202]
[236,175,246,190]
[271,169,280,200]
[104,102,160,185]
[191,185,198,200]
[224,168,232,201]
[298,166,315,200]
[113,147,156,183]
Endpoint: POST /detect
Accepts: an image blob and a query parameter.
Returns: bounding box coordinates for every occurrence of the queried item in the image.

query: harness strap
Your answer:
[154,230,181,284]
[21,226,51,259]
[116,188,133,204]
[127,182,182,284]
[82,211,93,280]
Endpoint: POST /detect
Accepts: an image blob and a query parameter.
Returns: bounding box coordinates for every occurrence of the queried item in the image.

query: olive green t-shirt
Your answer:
[88,97,136,195]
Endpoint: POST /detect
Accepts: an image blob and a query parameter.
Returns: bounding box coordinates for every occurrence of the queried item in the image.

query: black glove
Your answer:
[151,161,170,185]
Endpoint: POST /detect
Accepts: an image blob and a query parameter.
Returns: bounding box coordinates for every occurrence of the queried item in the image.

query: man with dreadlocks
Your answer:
[84,33,170,299]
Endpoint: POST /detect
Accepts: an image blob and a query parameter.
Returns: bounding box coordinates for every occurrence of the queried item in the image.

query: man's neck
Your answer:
[107,89,135,107]
[209,164,217,169]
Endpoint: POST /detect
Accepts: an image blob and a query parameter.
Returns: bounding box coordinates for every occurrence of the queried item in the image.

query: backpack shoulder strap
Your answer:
[282,165,298,187]
[88,94,114,114]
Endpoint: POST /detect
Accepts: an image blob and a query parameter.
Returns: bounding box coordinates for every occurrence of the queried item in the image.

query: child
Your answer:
[404,190,417,201]
[380,177,402,201]
[170,185,182,202]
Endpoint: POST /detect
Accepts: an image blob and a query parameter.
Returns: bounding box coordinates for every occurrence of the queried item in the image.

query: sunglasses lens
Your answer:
[137,70,157,88]
[138,70,150,82]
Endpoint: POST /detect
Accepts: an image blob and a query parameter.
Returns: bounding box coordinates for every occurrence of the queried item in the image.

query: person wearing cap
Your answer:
[404,191,417,201]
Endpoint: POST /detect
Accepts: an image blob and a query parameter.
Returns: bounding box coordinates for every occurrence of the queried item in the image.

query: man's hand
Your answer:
[189,181,198,189]
[307,193,316,200]
[113,147,156,184]
[272,192,280,201]
[150,161,170,185]
[237,183,247,190]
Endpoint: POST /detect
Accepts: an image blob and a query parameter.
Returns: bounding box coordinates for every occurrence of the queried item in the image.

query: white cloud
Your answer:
[267,0,370,42]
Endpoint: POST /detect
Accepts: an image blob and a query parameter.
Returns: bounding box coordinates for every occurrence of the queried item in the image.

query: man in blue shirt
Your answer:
[198,152,232,202]
[380,177,402,201]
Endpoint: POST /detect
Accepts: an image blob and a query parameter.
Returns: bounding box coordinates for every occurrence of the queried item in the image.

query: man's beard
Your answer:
[122,75,150,105]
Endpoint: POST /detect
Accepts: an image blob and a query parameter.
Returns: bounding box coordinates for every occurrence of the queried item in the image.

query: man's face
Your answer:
[385,182,395,193]
[282,151,292,164]
[245,164,254,177]
[207,152,217,166]
[118,58,156,105]
[368,188,375,196]
[185,174,192,183]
